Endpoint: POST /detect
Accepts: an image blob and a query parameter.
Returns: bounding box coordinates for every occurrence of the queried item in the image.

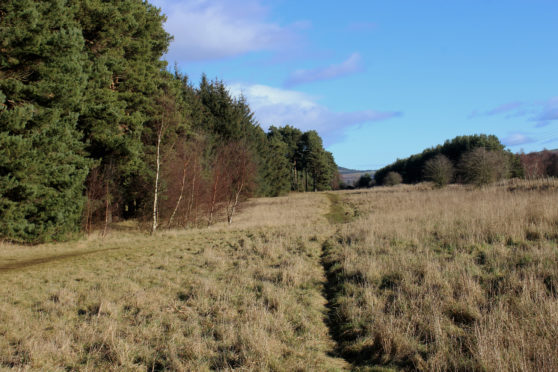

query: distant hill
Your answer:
[338,166,375,186]
[338,166,375,174]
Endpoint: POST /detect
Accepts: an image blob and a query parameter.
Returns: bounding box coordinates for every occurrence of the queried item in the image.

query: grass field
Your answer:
[1,180,558,371]
[325,180,558,371]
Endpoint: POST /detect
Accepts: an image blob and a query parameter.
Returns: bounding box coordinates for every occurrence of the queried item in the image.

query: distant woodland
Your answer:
[0,0,338,243]
[370,135,555,188]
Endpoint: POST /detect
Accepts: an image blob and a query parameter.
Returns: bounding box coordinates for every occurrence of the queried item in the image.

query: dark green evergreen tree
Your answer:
[262,131,291,196]
[0,0,341,239]
[299,131,337,191]
[356,173,373,188]
[0,0,91,242]
[72,0,171,219]
[274,125,303,191]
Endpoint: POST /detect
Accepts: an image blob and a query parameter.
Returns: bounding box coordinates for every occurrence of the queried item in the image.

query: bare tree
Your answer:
[168,150,190,227]
[151,115,165,234]
[424,154,454,187]
[186,146,204,226]
[459,147,510,186]
[166,137,204,228]
[224,142,256,225]
[205,141,256,226]
[207,151,226,226]
[151,93,180,234]
[520,150,558,179]
[383,171,403,186]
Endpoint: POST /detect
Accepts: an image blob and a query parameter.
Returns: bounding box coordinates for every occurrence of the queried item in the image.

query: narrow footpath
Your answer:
[320,193,359,370]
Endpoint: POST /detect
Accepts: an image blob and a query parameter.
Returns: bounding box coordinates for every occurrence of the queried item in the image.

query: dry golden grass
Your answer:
[1,181,557,371]
[324,180,558,371]
[0,193,346,371]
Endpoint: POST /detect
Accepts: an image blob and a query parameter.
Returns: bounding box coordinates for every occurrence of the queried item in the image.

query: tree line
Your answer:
[519,150,558,179]
[370,134,525,187]
[0,0,338,243]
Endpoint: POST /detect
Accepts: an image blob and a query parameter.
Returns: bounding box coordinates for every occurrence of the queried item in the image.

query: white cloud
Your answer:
[284,53,364,87]
[151,0,299,61]
[229,83,401,145]
[502,133,535,146]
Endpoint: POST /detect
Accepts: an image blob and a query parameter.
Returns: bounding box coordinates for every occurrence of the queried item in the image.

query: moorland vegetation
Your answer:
[2,2,558,370]
[2,180,557,370]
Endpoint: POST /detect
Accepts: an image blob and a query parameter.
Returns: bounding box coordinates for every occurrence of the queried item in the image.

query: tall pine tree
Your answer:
[0,0,91,242]
[72,0,171,219]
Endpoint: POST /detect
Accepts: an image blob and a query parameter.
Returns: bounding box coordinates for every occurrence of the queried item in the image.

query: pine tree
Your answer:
[300,131,329,191]
[72,0,172,221]
[273,125,303,191]
[0,0,91,242]
[261,133,291,196]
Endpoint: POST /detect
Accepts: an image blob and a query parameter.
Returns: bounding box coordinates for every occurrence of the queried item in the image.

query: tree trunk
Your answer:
[168,159,189,228]
[102,180,111,237]
[187,168,196,226]
[227,180,244,225]
[313,171,317,192]
[208,174,219,225]
[151,125,163,235]
[85,188,92,234]
[293,160,298,191]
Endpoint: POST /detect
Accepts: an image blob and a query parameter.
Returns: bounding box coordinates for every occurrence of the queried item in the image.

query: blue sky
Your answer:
[151,0,558,169]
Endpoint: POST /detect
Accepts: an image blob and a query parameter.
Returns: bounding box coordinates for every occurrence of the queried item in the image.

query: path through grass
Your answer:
[0,193,349,371]
[325,193,356,224]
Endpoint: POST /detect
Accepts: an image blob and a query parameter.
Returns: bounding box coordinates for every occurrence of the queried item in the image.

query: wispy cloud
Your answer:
[469,97,558,128]
[541,137,558,145]
[229,83,401,145]
[486,101,524,116]
[284,53,364,87]
[468,101,524,118]
[151,0,301,62]
[534,97,558,126]
[502,132,536,146]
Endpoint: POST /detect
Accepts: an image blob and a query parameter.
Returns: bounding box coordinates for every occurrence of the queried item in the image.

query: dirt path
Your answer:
[325,193,356,224]
[0,246,126,273]
[320,193,359,370]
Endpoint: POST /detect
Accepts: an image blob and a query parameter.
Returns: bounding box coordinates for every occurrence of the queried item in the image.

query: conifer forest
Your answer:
[0,0,338,243]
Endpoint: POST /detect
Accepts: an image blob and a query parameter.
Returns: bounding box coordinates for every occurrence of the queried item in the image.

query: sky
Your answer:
[150,0,558,170]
